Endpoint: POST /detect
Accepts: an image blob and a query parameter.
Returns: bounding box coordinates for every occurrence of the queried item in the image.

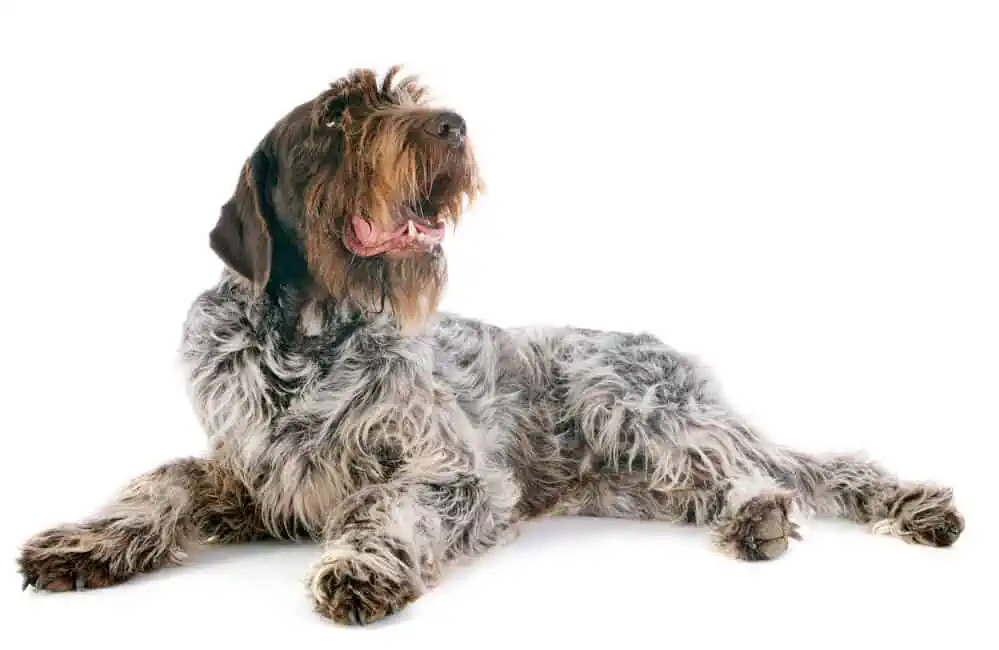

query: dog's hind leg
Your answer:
[18,457,264,591]
[557,441,803,561]
[761,449,964,547]
[558,330,805,560]
[562,421,963,558]
[556,328,964,556]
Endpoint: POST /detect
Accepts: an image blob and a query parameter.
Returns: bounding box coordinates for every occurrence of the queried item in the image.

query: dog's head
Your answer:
[209,66,481,332]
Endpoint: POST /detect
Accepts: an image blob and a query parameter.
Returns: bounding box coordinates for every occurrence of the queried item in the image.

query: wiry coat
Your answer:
[176,270,963,615]
[18,67,964,625]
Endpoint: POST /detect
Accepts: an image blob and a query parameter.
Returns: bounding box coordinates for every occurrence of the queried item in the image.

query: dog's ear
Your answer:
[210,147,274,294]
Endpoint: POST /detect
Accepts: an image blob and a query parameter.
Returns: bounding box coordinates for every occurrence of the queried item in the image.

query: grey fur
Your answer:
[179,270,961,618]
[17,67,964,623]
[17,268,964,616]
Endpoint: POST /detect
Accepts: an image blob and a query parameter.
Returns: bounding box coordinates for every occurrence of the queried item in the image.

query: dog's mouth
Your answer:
[344,206,445,257]
[343,178,456,258]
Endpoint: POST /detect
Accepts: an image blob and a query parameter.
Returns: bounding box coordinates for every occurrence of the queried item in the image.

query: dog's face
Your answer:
[209,66,481,332]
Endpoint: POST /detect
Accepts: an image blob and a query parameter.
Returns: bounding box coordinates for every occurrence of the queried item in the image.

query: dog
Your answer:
[18,66,964,625]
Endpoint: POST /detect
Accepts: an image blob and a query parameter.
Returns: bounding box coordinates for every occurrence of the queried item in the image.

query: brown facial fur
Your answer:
[210,66,482,333]
[18,65,964,626]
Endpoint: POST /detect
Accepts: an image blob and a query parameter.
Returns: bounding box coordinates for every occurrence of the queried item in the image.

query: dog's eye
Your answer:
[321,100,349,129]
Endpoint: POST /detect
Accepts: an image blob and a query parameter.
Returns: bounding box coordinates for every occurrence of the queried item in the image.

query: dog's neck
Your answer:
[217,269,425,343]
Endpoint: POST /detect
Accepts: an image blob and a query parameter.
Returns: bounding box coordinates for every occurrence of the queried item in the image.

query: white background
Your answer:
[2,1,996,647]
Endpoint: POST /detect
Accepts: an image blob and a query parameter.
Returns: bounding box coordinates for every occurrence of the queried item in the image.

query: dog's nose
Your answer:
[426,111,466,147]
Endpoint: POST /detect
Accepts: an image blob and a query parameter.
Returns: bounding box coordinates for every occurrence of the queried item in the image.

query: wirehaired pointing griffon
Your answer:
[19,67,964,624]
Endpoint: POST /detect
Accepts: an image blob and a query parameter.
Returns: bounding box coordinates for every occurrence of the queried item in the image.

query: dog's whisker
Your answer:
[17,65,964,630]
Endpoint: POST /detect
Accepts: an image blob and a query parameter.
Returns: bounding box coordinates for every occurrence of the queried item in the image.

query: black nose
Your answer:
[426,111,466,147]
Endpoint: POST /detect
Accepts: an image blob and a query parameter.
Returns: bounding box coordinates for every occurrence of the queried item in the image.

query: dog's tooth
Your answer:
[407,220,416,237]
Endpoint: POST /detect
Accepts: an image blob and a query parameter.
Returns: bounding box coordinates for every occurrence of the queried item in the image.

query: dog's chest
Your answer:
[181,285,439,452]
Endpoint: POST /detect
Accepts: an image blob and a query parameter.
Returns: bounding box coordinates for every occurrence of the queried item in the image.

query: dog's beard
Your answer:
[304,188,447,333]
[302,117,478,333]
[381,250,447,333]
[310,240,447,334]
[304,194,453,334]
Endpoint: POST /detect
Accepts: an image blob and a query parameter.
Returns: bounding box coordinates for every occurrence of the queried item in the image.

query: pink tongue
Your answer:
[351,214,408,246]
[352,216,376,245]
[347,214,445,257]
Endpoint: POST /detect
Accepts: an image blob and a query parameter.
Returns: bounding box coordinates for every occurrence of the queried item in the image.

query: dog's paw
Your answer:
[309,546,421,625]
[874,485,964,548]
[713,491,801,561]
[18,523,132,592]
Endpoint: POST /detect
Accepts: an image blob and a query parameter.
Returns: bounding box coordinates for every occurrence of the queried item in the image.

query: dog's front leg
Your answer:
[18,457,263,591]
[309,471,512,625]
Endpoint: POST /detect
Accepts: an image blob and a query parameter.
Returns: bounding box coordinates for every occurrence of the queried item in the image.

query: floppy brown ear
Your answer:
[209,148,273,294]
